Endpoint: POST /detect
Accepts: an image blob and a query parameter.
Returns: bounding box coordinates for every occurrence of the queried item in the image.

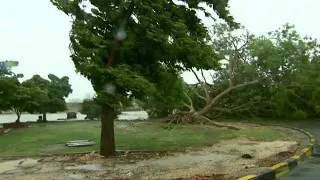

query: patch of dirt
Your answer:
[256,151,294,167]
[205,137,298,159]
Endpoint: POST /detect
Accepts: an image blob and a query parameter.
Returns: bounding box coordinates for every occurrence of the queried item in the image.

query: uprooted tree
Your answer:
[51,0,239,157]
[165,23,271,129]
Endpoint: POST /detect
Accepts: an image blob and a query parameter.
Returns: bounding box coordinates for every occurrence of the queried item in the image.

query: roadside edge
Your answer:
[236,125,315,180]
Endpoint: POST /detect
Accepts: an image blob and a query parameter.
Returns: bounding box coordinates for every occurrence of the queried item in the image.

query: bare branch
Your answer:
[191,69,202,85]
[230,31,250,51]
[200,69,207,84]
[231,102,252,111]
[212,107,231,113]
[213,103,251,114]
[200,69,209,98]
[191,68,211,103]
[238,31,250,50]
[183,92,195,112]
[231,33,250,63]
[228,33,251,88]
[194,113,240,130]
[198,79,259,115]
[191,88,206,101]
[228,61,233,87]
[183,103,192,110]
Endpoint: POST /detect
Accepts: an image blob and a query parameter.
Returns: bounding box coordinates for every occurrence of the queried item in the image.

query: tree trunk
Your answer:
[42,112,47,122]
[15,109,21,123]
[100,104,116,157]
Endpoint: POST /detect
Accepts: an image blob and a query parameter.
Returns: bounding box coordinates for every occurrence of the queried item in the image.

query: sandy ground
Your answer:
[0,136,302,180]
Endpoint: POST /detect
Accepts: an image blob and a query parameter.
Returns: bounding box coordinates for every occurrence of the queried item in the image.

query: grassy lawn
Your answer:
[0,121,292,156]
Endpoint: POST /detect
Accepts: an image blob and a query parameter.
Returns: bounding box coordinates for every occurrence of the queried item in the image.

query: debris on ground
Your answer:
[241,154,253,159]
[65,140,96,147]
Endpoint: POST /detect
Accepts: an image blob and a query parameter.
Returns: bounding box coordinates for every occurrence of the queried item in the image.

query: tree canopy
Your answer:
[22,74,73,121]
[0,61,26,121]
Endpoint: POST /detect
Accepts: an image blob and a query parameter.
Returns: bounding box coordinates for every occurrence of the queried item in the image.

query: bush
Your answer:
[80,99,100,120]
[292,109,308,120]
[80,98,122,120]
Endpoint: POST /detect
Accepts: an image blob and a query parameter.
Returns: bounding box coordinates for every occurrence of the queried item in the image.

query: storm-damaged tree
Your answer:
[50,0,239,156]
[166,23,270,129]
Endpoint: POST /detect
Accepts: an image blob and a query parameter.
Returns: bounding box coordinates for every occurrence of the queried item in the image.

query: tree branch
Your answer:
[230,33,250,63]
[183,92,195,112]
[191,88,206,101]
[191,68,200,82]
[228,55,233,87]
[194,113,240,130]
[200,69,209,98]
[212,107,231,113]
[191,69,211,103]
[213,102,251,114]
[198,79,259,115]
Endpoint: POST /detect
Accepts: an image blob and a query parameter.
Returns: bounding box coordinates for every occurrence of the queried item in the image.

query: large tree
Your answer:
[51,0,238,156]
[0,60,26,120]
[22,74,72,121]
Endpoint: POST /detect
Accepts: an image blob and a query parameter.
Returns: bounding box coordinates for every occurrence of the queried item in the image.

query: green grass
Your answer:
[0,121,292,156]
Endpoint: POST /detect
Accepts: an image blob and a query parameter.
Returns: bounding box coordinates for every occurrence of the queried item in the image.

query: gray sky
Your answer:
[1,0,319,102]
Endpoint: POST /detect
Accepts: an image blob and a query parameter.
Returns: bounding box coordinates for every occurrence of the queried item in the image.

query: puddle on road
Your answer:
[0,158,39,174]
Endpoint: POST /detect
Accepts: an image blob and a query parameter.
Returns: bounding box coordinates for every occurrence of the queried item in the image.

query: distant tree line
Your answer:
[0,61,72,122]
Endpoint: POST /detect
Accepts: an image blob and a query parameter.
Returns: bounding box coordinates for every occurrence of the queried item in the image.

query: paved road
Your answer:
[280,121,320,180]
[280,157,320,180]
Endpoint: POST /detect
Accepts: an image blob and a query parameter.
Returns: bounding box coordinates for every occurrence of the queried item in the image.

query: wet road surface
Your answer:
[280,157,320,180]
[280,121,320,180]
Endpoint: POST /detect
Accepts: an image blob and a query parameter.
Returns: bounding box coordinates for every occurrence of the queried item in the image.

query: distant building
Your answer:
[66,102,82,112]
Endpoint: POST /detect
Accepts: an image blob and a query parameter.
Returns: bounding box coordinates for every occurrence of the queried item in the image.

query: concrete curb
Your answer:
[236,124,316,180]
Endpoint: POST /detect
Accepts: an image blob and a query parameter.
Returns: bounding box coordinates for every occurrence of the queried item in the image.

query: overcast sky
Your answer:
[0,0,319,102]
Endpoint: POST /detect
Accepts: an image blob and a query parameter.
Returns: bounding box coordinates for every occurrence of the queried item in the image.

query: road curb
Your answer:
[236,124,316,180]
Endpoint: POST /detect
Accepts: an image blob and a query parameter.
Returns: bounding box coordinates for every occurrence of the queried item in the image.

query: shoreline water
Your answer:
[0,111,148,124]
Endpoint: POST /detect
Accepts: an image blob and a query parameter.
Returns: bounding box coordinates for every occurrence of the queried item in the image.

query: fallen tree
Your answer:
[165,24,267,130]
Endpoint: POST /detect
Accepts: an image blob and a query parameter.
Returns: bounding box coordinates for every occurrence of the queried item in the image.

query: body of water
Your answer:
[0,111,148,124]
